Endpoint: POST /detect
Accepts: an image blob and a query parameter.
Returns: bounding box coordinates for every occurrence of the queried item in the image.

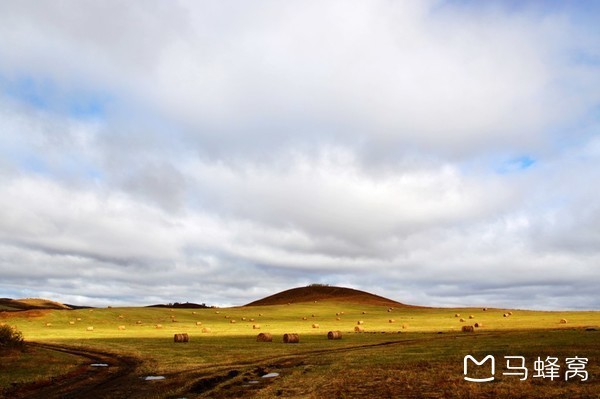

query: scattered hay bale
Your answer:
[508,311,513,316]
[354,326,365,333]
[312,323,319,329]
[136,320,142,325]
[336,317,341,321]
[327,331,342,340]
[560,319,568,324]
[86,326,94,331]
[249,318,255,322]
[459,318,466,322]
[170,315,176,319]
[230,319,236,324]
[283,333,299,343]
[302,317,307,321]
[388,319,395,323]
[503,313,509,318]
[118,325,126,330]
[401,324,408,329]
[45,323,52,327]
[357,321,364,325]
[469,315,474,319]
[362,311,367,315]
[483,308,488,311]
[171,319,177,323]
[215,311,220,314]
[474,322,483,328]
[195,322,202,326]
[340,312,345,315]
[253,324,261,329]
[462,325,474,333]
[258,313,263,316]
[256,332,272,342]
[170,309,174,312]
[201,327,211,333]
[311,314,316,318]
[455,313,460,317]
[118,315,124,319]
[335,313,339,316]
[192,311,197,315]
[387,309,392,312]
[224,315,229,319]
[155,324,163,329]
[174,333,189,343]
[76,318,82,321]
[242,317,246,321]
[69,321,75,325]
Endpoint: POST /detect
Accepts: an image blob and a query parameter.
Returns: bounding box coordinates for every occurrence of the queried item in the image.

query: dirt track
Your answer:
[4,342,142,399]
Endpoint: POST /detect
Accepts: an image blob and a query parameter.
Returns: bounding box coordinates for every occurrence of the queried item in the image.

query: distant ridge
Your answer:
[245,285,413,307]
[0,298,72,311]
[147,302,211,309]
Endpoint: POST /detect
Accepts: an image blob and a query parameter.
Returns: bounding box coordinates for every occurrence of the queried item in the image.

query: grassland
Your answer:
[1,301,599,398]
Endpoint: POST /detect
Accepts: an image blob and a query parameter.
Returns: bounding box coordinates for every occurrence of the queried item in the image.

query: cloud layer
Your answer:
[0,1,599,309]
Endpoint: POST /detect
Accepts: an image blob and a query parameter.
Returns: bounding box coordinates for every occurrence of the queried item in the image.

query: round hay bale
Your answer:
[311,314,316,318]
[503,313,509,318]
[336,317,341,321]
[354,326,364,333]
[45,323,52,327]
[224,315,229,319]
[387,309,392,312]
[69,321,75,325]
[483,308,488,311]
[362,311,367,315]
[474,322,483,328]
[171,319,177,322]
[388,319,395,323]
[357,321,364,325]
[195,321,202,326]
[242,317,246,321]
[136,320,142,325]
[192,311,197,315]
[302,317,307,321]
[76,318,82,321]
[462,325,474,333]
[170,315,176,319]
[312,323,319,329]
[174,333,189,343]
[340,312,345,315]
[401,324,408,329]
[327,331,342,340]
[508,311,513,316]
[118,325,126,330]
[459,318,466,322]
[118,315,124,319]
[258,313,263,317]
[253,324,261,329]
[256,332,272,342]
[86,326,94,331]
[201,327,211,333]
[170,309,174,312]
[249,318,255,322]
[455,313,460,317]
[469,315,474,319]
[155,324,163,329]
[283,333,299,343]
[560,319,568,324]
[230,319,236,324]
[215,311,220,314]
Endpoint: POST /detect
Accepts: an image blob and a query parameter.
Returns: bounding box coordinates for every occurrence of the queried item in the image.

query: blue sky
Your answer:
[0,0,599,309]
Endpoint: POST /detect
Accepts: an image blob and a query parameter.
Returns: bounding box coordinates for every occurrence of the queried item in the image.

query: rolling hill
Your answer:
[0,298,72,311]
[244,285,414,307]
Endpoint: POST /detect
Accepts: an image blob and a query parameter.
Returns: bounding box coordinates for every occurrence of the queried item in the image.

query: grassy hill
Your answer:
[0,298,72,311]
[245,285,412,307]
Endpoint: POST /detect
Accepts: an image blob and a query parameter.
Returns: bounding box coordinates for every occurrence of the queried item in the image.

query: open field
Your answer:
[2,300,600,398]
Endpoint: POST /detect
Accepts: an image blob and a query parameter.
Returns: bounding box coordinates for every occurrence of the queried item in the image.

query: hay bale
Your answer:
[258,313,263,317]
[171,319,177,322]
[118,325,126,330]
[474,322,483,328]
[401,324,408,329]
[302,317,307,321]
[118,315,124,319]
[69,321,75,325]
[174,333,189,343]
[560,319,568,324]
[354,326,365,333]
[256,332,272,342]
[224,315,229,319]
[340,312,345,315]
[76,318,82,321]
[215,311,220,314]
[462,325,474,333]
[336,317,341,321]
[469,315,474,319]
[136,320,142,325]
[242,317,246,321]
[170,309,174,312]
[503,313,509,317]
[230,319,236,324]
[86,326,94,331]
[483,308,488,311]
[327,331,342,340]
[312,323,319,329]
[387,309,392,312]
[249,318,255,322]
[357,321,364,325]
[201,327,211,333]
[253,324,261,329]
[283,333,299,343]
[170,315,176,319]
[455,313,460,317]
[196,321,202,326]
[459,318,466,322]
[311,314,316,318]
[155,324,163,329]
[388,319,395,323]
[362,311,367,315]
[45,323,52,327]
[192,311,197,315]
[508,311,513,316]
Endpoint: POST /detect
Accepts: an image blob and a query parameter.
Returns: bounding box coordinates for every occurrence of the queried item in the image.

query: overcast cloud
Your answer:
[0,0,599,309]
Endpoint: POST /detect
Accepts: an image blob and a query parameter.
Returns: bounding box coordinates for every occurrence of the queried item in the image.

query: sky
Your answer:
[0,0,599,309]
